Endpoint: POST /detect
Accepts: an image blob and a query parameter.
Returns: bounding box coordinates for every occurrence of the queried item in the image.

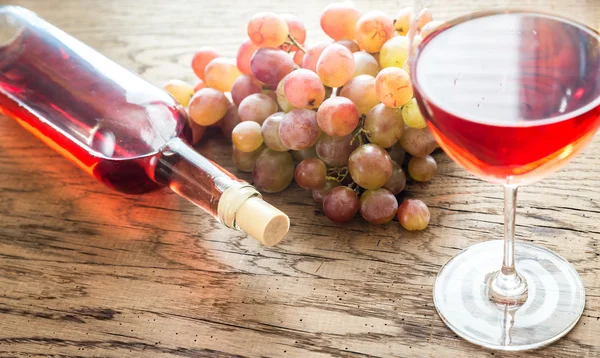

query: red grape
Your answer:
[192,47,220,80]
[283,69,326,109]
[295,158,327,189]
[236,39,259,76]
[360,188,398,224]
[250,48,295,87]
[317,97,359,137]
[348,144,393,189]
[323,186,360,223]
[279,109,321,150]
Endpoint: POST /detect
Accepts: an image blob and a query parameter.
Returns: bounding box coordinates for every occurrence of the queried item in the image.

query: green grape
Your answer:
[348,144,393,189]
[261,112,288,152]
[252,149,295,193]
[400,127,437,157]
[394,7,412,35]
[232,145,266,172]
[383,161,406,194]
[375,67,413,108]
[364,103,404,148]
[360,188,398,224]
[232,121,263,152]
[408,155,437,182]
[295,158,327,189]
[276,76,296,113]
[402,97,427,129]
[323,186,360,223]
[352,52,379,78]
[379,36,410,69]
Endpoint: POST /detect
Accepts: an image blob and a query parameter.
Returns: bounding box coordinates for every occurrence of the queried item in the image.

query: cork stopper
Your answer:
[235,197,290,246]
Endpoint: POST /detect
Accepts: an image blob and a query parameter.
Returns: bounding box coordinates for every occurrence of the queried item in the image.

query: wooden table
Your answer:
[1,0,599,357]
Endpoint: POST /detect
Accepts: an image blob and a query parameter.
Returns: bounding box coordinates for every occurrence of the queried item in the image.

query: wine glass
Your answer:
[406,0,600,351]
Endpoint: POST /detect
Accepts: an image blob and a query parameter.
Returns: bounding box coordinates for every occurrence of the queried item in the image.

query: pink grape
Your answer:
[320,3,361,41]
[280,14,306,51]
[394,7,412,35]
[238,93,278,124]
[338,74,380,116]
[359,188,398,224]
[316,133,357,168]
[398,199,430,231]
[364,103,404,148]
[188,88,229,126]
[253,149,295,193]
[383,161,407,194]
[352,52,379,78]
[312,179,340,207]
[293,51,304,66]
[250,47,295,87]
[232,121,263,152]
[302,44,327,73]
[261,112,288,151]
[204,58,242,92]
[236,39,259,76]
[348,144,393,189]
[278,109,321,150]
[193,80,206,92]
[335,40,361,53]
[191,47,220,80]
[323,186,360,223]
[231,75,262,106]
[295,158,327,189]
[316,97,359,137]
[220,103,241,141]
[291,146,319,162]
[355,11,394,53]
[375,67,413,108]
[247,12,289,48]
[316,44,355,88]
[283,69,325,109]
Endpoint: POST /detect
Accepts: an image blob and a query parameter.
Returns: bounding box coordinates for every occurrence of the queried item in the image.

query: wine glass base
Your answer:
[434,240,585,351]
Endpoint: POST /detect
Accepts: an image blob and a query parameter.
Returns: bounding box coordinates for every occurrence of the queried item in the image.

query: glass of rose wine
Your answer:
[407,0,600,351]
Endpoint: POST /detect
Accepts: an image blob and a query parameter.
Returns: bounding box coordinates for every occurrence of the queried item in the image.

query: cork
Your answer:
[236,197,290,246]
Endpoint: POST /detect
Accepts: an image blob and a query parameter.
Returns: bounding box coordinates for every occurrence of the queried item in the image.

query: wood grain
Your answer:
[1,0,600,357]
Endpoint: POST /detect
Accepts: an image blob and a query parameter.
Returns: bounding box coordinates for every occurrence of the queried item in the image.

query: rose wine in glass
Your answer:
[410,9,600,351]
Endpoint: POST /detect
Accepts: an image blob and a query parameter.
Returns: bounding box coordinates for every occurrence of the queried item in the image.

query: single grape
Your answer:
[355,11,394,53]
[188,88,229,126]
[398,199,430,231]
[236,39,259,76]
[417,8,433,32]
[247,12,289,48]
[220,103,241,141]
[250,47,295,87]
[295,158,327,189]
[316,133,357,168]
[232,145,266,172]
[252,149,295,193]
[360,188,398,224]
[317,97,359,137]
[193,80,206,92]
[163,79,194,107]
[279,109,321,150]
[337,75,380,117]
[375,67,413,108]
[261,112,288,151]
[293,50,304,66]
[283,69,325,109]
[379,36,410,69]
[408,155,437,182]
[231,75,262,107]
[400,127,437,157]
[402,98,426,129]
[420,20,443,38]
[204,58,242,92]
[191,47,220,80]
[263,89,279,108]
[388,142,406,164]
[364,103,404,148]
[189,120,206,145]
[291,146,317,163]
[302,43,327,73]
[394,7,412,35]
[335,40,360,53]
[323,186,360,223]
[383,161,407,194]
[276,76,296,113]
[238,93,278,124]
[312,179,340,207]
[232,121,263,152]
[280,14,306,51]
[320,2,361,41]
[352,51,379,78]
[348,144,393,190]
[316,44,356,88]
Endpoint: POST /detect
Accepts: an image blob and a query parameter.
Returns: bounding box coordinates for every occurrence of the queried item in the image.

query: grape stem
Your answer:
[326,167,349,183]
[287,34,306,53]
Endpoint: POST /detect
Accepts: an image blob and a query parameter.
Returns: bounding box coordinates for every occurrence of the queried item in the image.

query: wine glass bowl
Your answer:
[408,2,600,351]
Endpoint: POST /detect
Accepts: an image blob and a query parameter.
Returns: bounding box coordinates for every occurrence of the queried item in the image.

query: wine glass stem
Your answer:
[487,185,529,305]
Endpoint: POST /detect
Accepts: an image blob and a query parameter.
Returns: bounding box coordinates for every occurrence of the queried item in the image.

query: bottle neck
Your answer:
[152,137,261,229]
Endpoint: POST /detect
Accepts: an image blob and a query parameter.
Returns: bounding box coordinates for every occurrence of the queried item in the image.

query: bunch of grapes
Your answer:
[164,4,445,230]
